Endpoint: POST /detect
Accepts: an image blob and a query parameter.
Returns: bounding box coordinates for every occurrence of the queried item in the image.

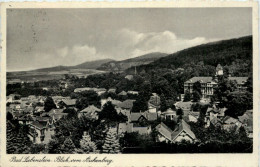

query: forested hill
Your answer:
[127,36,252,77]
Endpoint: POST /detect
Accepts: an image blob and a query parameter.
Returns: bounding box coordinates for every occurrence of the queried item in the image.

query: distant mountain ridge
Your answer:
[97,52,168,71]
[32,59,114,72]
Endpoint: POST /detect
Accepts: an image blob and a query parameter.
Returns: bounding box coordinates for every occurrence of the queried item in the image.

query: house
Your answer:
[125,75,134,80]
[108,88,116,93]
[156,120,196,143]
[161,108,177,121]
[28,120,54,144]
[48,108,67,121]
[127,91,139,95]
[171,120,196,143]
[118,91,127,96]
[238,110,253,138]
[74,87,92,93]
[228,77,248,92]
[7,94,21,103]
[129,111,158,123]
[117,123,152,135]
[148,93,161,113]
[17,114,34,125]
[118,99,135,110]
[35,106,44,113]
[188,111,200,123]
[210,117,222,127]
[184,65,248,98]
[156,122,173,143]
[223,116,242,131]
[58,99,76,108]
[175,101,193,116]
[78,105,101,119]
[101,97,122,108]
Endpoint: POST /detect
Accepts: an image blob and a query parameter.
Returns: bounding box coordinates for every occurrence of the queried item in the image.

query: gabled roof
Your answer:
[185,77,214,84]
[118,100,135,109]
[156,122,173,141]
[175,101,193,110]
[172,120,196,141]
[210,117,222,126]
[49,109,64,115]
[130,113,142,122]
[118,91,127,96]
[80,105,101,113]
[35,116,51,122]
[129,111,157,122]
[223,116,239,124]
[189,111,200,118]
[61,99,76,106]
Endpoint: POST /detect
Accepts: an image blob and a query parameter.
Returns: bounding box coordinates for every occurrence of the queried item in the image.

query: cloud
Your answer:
[114,29,216,58]
[21,29,218,70]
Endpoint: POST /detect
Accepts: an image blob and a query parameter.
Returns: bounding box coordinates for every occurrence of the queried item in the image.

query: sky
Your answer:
[7,8,252,71]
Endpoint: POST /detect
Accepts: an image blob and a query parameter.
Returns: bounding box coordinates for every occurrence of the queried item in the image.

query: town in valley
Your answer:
[6,8,253,154]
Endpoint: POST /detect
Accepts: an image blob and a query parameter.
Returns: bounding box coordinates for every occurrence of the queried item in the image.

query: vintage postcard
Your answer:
[1,2,259,166]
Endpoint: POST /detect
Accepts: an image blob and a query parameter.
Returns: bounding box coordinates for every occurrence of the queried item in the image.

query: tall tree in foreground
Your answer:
[61,137,76,154]
[80,131,97,153]
[102,129,121,154]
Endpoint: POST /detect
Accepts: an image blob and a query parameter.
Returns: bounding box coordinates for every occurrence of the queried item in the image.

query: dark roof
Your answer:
[80,105,101,113]
[30,121,47,130]
[156,122,173,141]
[129,111,157,122]
[118,100,135,109]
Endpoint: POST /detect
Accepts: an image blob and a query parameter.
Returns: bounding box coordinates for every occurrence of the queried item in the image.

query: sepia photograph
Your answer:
[1,2,259,166]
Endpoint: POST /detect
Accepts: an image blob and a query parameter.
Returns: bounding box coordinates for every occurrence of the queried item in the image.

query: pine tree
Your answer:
[102,129,121,154]
[6,121,16,153]
[61,137,76,153]
[80,131,97,153]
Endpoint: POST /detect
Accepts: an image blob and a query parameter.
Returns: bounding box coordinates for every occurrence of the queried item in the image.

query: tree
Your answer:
[193,81,202,96]
[131,82,151,113]
[80,131,97,153]
[102,129,121,154]
[160,93,167,112]
[6,121,16,153]
[75,90,101,110]
[183,90,191,102]
[192,91,201,102]
[176,108,184,121]
[99,101,127,124]
[61,137,76,153]
[44,96,56,112]
[225,91,253,118]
